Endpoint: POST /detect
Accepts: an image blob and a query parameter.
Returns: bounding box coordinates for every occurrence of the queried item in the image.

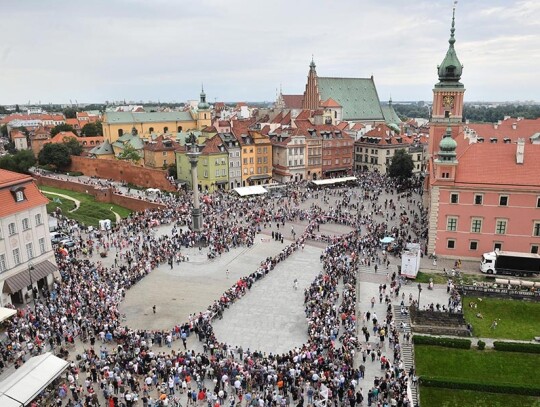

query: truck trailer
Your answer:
[480,251,540,276]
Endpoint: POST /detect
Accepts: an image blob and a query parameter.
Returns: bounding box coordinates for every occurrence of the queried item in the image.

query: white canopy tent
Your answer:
[310,176,357,186]
[0,307,16,323]
[0,353,69,406]
[233,185,268,197]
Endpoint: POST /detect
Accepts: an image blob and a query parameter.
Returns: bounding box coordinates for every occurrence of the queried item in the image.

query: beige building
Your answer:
[0,170,58,307]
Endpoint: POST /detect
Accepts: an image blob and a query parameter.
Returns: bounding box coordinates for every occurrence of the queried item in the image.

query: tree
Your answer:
[117,144,141,163]
[63,108,77,119]
[15,104,20,113]
[62,136,83,156]
[38,143,72,169]
[4,141,16,154]
[0,150,36,174]
[388,149,414,179]
[0,124,7,138]
[50,123,77,137]
[81,121,103,136]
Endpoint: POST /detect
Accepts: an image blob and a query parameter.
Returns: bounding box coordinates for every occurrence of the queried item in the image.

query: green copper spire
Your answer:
[198,84,210,110]
[436,3,463,87]
[310,55,316,70]
[438,122,457,161]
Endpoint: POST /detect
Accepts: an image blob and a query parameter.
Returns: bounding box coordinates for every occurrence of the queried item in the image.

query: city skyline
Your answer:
[1,0,539,105]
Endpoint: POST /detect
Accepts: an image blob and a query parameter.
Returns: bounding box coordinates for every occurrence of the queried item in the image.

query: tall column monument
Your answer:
[186,134,203,231]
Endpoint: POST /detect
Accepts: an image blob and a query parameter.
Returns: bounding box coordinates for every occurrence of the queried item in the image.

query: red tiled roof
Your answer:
[461,118,540,144]
[48,131,79,143]
[202,126,217,133]
[453,143,540,187]
[281,112,291,126]
[336,122,348,131]
[351,122,365,131]
[320,98,341,108]
[144,135,180,152]
[295,110,312,121]
[0,170,49,217]
[282,95,304,109]
[201,134,225,154]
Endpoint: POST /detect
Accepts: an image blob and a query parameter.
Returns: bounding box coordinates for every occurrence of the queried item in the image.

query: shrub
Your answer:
[477,340,486,350]
[412,335,471,349]
[493,341,540,354]
[419,376,540,396]
[67,171,83,176]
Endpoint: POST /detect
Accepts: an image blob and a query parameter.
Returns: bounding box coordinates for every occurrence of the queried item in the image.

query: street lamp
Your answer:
[28,262,35,312]
[417,283,423,309]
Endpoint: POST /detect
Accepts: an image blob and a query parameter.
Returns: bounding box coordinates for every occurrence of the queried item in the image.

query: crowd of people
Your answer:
[0,172,435,407]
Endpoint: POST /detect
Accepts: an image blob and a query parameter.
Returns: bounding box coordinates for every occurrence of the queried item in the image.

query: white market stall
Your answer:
[233,185,268,197]
[0,353,69,406]
[0,307,17,323]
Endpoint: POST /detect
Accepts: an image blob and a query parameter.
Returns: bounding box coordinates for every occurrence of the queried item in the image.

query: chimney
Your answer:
[493,123,498,130]
[516,138,525,164]
[512,123,517,130]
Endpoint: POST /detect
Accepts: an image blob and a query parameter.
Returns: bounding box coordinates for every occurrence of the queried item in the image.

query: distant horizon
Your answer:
[1,99,539,109]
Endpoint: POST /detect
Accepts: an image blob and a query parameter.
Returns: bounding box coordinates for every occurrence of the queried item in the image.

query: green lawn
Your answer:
[415,345,540,387]
[41,186,132,227]
[46,196,76,214]
[420,387,540,407]
[463,296,540,340]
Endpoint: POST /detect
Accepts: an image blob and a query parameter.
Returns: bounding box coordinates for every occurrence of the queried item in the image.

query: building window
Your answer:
[39,237,46,254]
[35,214,42,226]
[164,127,168,133]
[446,217,458,231]
[533,222,540,237]
[537,197,540,208]
[447,239,455,249]
[0,254,6,272]
[15,190,25,202]
[450,193,459,204]
[494,242,502,251]
[531,245,539,254]
[203,171,208,178]
[13,248,21,265]
[22,218,30,230]
[499,196,508,206]
[8,223,16,236]
[471,218,482,233]
[474,194,483,205]
[26,243,33,260]
[495,219,507,234]
[469,241,478,251]
[149,127,154,133]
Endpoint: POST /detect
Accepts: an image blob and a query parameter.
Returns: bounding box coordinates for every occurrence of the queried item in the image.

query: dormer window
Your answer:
[11,186,26,202]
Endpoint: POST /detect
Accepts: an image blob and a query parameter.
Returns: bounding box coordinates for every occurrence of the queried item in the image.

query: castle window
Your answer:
[469,241,478,251]
[499,196,508,206]
[450,193,459,204]
[447,239,455,249]
[474,194,483,205]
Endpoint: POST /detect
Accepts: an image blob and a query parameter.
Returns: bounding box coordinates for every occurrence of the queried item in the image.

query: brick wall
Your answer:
[68,156,176,192]
[34,175,166,212]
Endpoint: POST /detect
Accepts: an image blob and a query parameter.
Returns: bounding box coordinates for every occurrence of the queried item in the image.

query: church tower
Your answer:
[302,57,321,110]
[429,5,465,157]
[196,85,211,130]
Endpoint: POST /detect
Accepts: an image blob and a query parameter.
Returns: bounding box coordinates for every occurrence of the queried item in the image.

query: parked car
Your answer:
[50,232,68,244]
[59,238,76,248]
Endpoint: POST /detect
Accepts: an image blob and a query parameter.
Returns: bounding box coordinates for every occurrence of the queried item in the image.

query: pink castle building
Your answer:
[426,8,540,260]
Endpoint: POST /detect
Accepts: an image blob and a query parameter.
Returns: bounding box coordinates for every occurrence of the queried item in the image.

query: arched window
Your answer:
[149,127,154,133]
[118,129,124,137]
[178,126,183,132]
[164,127,169,133]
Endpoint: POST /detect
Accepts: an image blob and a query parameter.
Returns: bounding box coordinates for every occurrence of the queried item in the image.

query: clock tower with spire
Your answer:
[429,4,465,157]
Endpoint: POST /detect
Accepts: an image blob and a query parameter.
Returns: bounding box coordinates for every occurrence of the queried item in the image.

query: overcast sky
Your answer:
[1,0,538,105]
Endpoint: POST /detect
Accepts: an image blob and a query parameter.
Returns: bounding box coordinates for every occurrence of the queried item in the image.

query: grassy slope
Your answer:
[41,186,131,227]
[462,296,540,340]
[420,388,540,407]
[415,345,540,387]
